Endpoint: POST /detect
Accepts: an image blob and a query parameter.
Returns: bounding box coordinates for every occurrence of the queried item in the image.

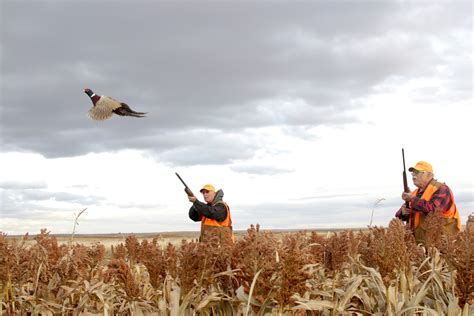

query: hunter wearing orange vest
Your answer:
[188,184,233,244]
[395,161,461,244]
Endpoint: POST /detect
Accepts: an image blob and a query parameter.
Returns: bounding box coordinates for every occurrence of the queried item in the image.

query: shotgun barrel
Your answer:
[175,172,194,197]
[402,148,410,208]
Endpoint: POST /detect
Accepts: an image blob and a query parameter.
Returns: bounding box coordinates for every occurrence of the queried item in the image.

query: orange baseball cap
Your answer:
[408,161,433,173]
[200,184,216,193]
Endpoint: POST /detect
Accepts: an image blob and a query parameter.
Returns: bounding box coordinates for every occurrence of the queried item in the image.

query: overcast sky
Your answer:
[1,0,473,235]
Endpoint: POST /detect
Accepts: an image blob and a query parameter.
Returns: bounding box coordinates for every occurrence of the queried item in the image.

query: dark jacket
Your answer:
[189,189,227,222]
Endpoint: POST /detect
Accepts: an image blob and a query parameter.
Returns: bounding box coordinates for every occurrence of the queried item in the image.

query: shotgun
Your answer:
[175,172,194,197]
[402,148,410,208]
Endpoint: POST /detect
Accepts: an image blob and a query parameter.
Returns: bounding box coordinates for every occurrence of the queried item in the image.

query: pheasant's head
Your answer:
[84,88,94,97]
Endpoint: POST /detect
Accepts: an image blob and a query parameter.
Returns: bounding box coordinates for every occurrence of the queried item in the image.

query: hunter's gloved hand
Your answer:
[401,206,412,215]
[401,192,413,202]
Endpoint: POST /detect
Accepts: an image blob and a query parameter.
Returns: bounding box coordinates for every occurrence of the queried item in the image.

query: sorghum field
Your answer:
[1,214,473,315]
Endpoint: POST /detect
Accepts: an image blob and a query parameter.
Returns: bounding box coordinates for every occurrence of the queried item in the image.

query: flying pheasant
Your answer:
[84,88,146,121]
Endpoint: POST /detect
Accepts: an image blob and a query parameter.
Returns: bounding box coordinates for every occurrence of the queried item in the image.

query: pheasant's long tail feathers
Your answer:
[118,103,147,117]
[126,111,147,117]
[113,106,146,118]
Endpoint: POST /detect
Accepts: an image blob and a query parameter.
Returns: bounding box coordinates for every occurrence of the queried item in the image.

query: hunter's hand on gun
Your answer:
[401,191,413,202]
[395,205,413,219]
[400,205,412,215]
[176,172,197,203]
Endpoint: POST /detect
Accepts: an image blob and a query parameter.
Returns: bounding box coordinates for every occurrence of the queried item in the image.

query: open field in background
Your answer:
[5,228,367,255]
[30,231,201,249]
[2,216,472,315]
[6,225,467,249]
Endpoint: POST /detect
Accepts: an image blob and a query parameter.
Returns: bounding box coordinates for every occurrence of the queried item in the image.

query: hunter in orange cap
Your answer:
[200,184,216,193]
[395,160,461,244]
[188,183,233,244]
[408,161,433,173]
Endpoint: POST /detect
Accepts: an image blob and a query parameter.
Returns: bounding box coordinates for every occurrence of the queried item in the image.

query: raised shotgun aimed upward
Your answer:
[402,148,410,208]
[175,172,194,197]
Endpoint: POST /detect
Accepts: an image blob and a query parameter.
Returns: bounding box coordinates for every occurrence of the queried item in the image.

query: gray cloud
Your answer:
[453,190,474,205]
[0,188,105,218]
[230,164,294,176]
[2,188,471,234]
[156,129,260,165]
[233,190,471,230]
[116,202,165,210]
[293,193,369,201]
[21,190,103,205]
[0,180,48,190]
[233,196,380,230]
[1,1,471,166]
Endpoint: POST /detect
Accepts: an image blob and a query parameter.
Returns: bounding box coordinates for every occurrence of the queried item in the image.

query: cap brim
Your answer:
[408,167,415,172]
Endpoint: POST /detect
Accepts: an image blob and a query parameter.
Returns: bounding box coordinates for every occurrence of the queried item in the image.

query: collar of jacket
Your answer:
[210,189,224,205]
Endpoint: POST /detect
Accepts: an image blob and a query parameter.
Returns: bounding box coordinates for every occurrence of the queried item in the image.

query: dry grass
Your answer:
[1,217,473,315]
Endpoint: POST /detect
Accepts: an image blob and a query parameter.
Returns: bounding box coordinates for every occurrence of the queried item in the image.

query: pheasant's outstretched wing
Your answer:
[88,105,113,121]
[88,96,121,121]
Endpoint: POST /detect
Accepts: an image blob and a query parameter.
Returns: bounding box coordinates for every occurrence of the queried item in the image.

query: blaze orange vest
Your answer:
[201,202,232,228]
[410,180,461,230]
